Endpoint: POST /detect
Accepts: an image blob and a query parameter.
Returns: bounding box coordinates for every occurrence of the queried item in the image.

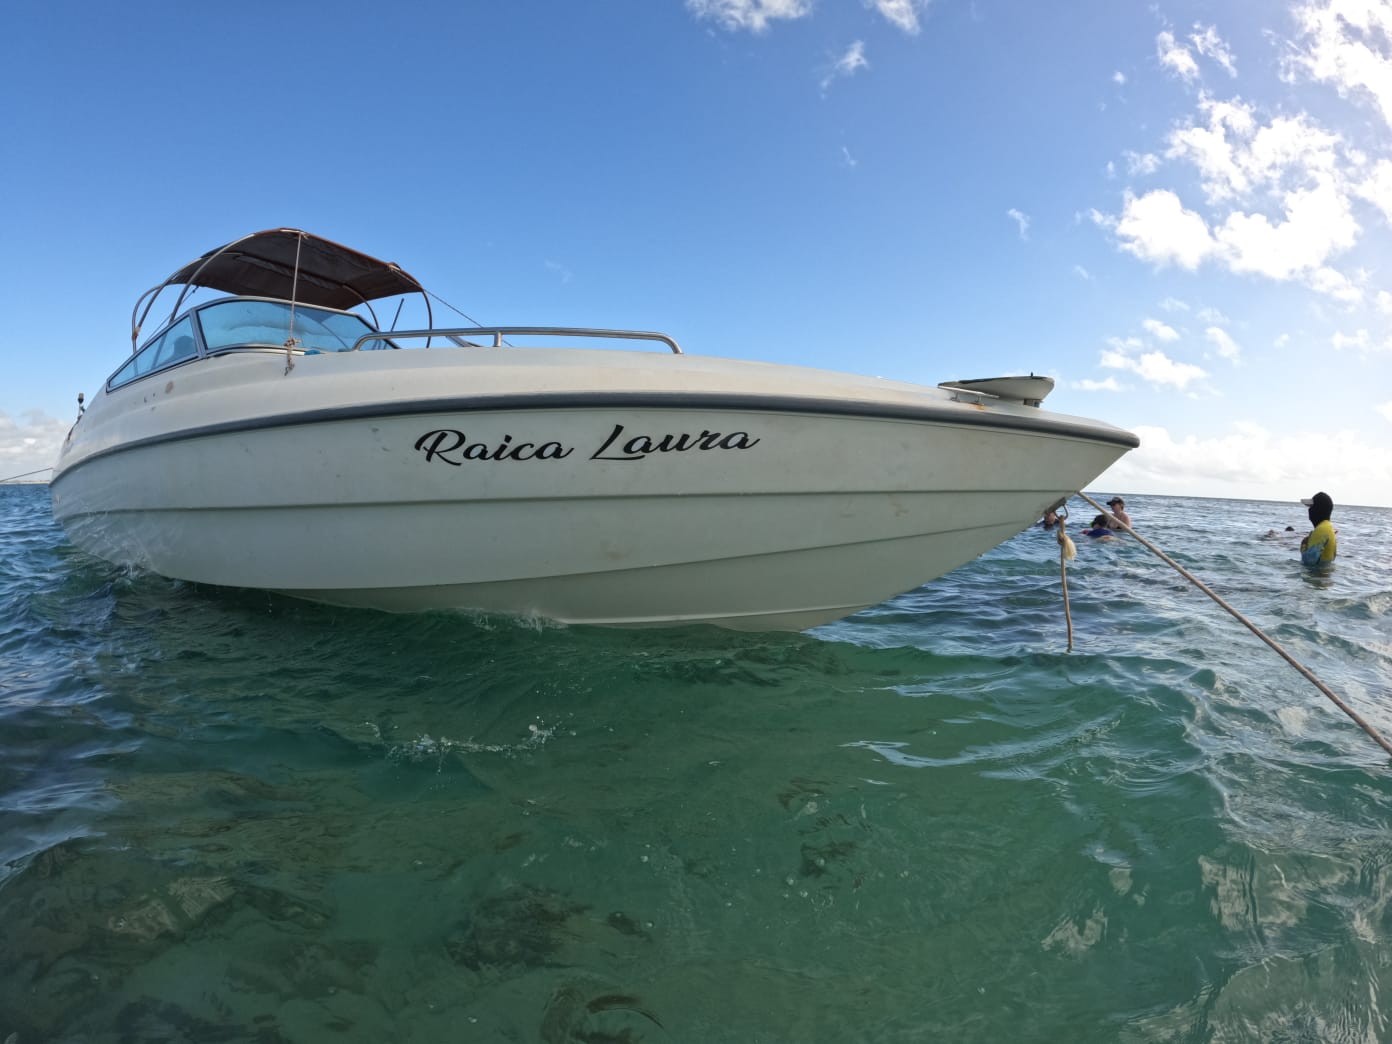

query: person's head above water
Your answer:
[1302,491,1333,525]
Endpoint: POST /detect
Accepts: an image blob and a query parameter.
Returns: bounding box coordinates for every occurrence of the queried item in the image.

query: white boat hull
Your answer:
[53,348,1135,629]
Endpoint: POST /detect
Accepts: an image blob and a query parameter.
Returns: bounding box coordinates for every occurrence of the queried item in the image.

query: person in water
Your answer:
[1083,513,1113,538]
[1104,496,1131,530]
[1040,508,1059,529]
[1299,491,1337,566]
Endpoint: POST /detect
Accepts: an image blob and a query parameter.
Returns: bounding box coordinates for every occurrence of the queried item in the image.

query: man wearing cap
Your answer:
[1104,496,1131,530]
[1300,492,1337,566]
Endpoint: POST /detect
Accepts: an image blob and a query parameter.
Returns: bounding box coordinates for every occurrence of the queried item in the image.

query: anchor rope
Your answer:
[0,466,54,483]
[1055,505,1076,652]
[1076,491,1392,760]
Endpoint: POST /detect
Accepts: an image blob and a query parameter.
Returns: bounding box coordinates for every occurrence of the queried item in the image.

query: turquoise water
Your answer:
[3,484,1391,1042]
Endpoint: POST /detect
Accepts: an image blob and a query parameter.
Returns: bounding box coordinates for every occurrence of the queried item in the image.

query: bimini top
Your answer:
[133,228,429,349]
[164,228,424,308]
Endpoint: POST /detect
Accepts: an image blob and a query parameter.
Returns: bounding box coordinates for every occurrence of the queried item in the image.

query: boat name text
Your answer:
[414,423,760,465]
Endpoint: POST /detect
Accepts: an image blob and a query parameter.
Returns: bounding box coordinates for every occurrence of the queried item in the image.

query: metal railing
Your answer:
[350,326,683,355]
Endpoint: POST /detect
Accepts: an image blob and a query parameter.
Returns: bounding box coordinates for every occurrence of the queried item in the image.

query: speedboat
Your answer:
[51,229,1138,630]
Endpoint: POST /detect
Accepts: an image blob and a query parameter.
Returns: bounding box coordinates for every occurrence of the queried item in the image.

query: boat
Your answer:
[51,228,1139,630]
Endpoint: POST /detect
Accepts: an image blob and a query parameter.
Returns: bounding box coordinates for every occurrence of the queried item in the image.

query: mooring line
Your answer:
[0,466,52,484]
[1076,491,1392,760]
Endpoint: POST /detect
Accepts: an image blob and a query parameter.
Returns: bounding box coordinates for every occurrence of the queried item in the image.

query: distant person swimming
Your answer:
[1299,491,1337,566]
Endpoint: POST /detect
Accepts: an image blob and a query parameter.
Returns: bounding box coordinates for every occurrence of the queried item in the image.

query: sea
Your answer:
[3,484,1391,1044]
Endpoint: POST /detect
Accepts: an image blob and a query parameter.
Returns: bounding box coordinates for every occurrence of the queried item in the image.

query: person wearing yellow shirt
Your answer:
[1299,491,1337,566]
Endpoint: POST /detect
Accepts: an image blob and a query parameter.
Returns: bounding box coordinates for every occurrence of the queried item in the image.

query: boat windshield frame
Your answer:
[129,228,430,353]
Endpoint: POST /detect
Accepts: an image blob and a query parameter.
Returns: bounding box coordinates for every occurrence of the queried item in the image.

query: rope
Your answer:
[1055,505,1076,651]
[0,466,53,483]
[1077,491,1392,760]
[284,232,304,374]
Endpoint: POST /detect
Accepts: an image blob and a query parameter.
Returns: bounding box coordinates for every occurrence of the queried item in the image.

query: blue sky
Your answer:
[3,0,1390,507]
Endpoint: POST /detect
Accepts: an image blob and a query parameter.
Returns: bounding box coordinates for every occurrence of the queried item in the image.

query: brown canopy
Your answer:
[164,228,424,309]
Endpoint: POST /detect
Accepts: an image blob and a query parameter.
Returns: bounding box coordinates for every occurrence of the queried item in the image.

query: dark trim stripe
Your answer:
[51,390,1139,484]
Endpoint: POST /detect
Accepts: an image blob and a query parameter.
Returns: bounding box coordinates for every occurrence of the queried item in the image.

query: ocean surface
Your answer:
[3,485,1391,1043]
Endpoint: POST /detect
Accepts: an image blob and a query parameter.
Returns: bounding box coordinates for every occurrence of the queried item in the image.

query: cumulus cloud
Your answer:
[1356,158,1392,221]
[1308,265,1363,303]
[1104,422,1392,505]
[1142,318,1180,341]
[1291,0,1392,128]
[1157,25,1237,82]
[1100,345,1208,390]
[1113,190,1216,269]
[1113,70,1127,86]
[1191,25,1237,77]
[1205,325,1242,361]
[1331,328,1370,351]
[686,0,812,32]
[1157,30,1200,81]
[1379,400,1392,423]
[1006,208,1030,240]
[868,0,926,34]
[1107,101,1362,288]
[1074,377,1124,391]
[1125,150,1161,176]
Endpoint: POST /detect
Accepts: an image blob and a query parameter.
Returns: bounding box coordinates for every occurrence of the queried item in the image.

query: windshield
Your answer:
[196,298,382,353]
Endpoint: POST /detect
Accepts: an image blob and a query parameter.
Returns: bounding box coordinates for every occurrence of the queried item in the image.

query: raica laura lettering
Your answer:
[414,422,760,465]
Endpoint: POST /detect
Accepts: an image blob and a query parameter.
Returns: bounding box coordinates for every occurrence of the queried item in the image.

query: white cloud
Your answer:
[1114,70,1127,86]
[1308,265,1363,304]
[822,41,868,92]
[1377,290,1392,314]
[1378,401,1392,423]
[1158,30,1200,81]
[1331,328,1370,351]
[1197,306,1229,323]
[840,145,858,168]
[868,0,926,34]
[1109,99,1361,285]
[1101,422,1392,506]
[1190,25,1237,77]
[1073,264,1092,281]
[1100,346,1209,390]
[1214,176,1359,280]
[1328,328,1391,355]
[0,410,66,481]
[1356,158,1392,221]
[1291,0,1392,128]
[1166,100,1339,205]
[1205,325,1242,361]
[686,0,812,32]
[543,259,573,284]
[1074,377,1123,391]
[1125,150,1161,176]
[1006,208,1030,240]
[1143,317,1180,341]
[1114,190,1216,269]
[1160,297,1190,312]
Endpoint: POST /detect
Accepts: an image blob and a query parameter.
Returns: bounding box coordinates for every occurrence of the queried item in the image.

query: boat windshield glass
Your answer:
[197,299,382,353]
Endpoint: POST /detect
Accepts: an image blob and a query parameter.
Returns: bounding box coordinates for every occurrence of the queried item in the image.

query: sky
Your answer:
[2,0,1390,507]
